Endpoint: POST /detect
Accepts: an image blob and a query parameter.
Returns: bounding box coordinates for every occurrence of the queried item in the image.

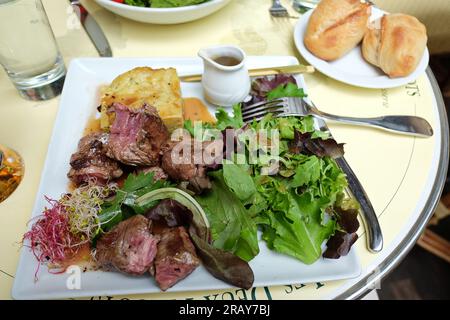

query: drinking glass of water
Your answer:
[0,0,66,101]
[292,0,320,13]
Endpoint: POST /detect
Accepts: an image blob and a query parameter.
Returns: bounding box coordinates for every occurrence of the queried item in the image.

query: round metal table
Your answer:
[0,0,448,300]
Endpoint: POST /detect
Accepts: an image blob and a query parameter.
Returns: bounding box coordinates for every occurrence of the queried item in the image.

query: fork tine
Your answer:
[243,114,265,124]
[270,11,289,17]
[243,111,284,124]
[241,98,283,112]
[241,100,284,116]
[242,109,284,122]
[269,0,290,17]
[242,106,283,119]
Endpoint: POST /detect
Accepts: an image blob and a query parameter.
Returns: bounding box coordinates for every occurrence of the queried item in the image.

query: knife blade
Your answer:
[69,0,112,57]
[315,117,383,253]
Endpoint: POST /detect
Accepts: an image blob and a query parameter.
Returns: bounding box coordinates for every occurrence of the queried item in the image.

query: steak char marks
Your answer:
[68,132,123,186]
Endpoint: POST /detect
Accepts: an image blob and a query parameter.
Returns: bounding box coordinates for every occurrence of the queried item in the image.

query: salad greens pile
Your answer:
[194,115,351,264]
[123,0,211,8]
[191,76,359,264]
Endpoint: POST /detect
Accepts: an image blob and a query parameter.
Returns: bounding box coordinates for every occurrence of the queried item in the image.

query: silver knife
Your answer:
[315,118,383,253]
[69,0,112,57]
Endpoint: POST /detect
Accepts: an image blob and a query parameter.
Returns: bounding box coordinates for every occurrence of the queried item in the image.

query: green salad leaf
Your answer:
[151,0,210,8]
[290,156,321,188]
[195,171,259,262]
[267,82,307,101]
[215,104,244,130]
[250,114,329,140]
[253,153,347,263]
[222,160,256,202]
[260,190,336,264]
[98,172,171,231]
[124,0,151,7]
[183,119,218,141]
[124,0,210,8]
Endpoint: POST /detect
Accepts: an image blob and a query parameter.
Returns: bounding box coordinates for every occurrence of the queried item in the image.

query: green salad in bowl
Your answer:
[115,0,212,8]
[96,0,231,24]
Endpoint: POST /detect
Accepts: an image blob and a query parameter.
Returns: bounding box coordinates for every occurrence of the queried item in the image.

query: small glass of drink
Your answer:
[0,144,24,203]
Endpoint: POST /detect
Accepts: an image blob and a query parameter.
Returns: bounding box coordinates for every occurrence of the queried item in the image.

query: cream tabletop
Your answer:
[0,0,448,300]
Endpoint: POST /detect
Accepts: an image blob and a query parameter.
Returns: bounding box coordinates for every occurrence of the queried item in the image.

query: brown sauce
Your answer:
[84,116,102,135]
[60,242,95,270]
[213,56,241,66]
[183,97,216,123]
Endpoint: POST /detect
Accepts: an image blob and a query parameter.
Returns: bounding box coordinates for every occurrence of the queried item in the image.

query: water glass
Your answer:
[292,0,320,13]
[0,0,66,101]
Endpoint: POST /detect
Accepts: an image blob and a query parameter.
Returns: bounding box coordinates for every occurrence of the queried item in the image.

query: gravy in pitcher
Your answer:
[213,56,241,66]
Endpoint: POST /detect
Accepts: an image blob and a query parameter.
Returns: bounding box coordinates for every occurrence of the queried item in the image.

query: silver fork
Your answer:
[241,97,434,137]
[269,0,289,17]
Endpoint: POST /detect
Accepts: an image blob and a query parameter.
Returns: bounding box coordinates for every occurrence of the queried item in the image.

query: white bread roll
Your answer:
[304,0,371,61]
[362,13,427,78]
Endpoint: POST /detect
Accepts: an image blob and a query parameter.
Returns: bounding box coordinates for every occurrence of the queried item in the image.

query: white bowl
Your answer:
[94,0,232,24]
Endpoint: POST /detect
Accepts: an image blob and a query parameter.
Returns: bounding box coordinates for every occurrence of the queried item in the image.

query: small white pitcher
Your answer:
[198,45,251,107]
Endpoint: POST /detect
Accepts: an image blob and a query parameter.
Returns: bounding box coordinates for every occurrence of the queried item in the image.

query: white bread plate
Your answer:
[294,7,429,89]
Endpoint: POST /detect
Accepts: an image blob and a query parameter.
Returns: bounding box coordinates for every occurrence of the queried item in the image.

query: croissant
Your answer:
[304,0,371,61]
[362,14,427,78]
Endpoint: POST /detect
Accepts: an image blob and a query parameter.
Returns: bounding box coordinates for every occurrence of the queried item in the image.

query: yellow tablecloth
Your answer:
[0,0,446,300]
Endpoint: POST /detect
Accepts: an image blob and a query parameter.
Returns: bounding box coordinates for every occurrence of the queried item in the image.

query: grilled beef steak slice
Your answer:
[136,166,168,181]
[106,103,169,166]
[68,132,123,186]
[155,226,200,291]
[95,215,159,275]
[161,138,222,192]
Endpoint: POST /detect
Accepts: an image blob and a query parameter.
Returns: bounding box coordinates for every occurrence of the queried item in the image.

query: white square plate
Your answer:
[12,57,361,299]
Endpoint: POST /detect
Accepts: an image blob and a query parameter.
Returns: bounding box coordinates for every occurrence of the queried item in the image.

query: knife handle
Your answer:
[336,157,383,253]
[179,64,315,82]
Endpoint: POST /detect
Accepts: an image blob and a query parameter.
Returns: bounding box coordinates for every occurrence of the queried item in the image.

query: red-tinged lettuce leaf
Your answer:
[289,130,345,159]
[336,207,359,233]
[323,231,358,259]
[145,199,193,228]
[249,75,297,103]
[189,227,254,290]
[323,207,360,259]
